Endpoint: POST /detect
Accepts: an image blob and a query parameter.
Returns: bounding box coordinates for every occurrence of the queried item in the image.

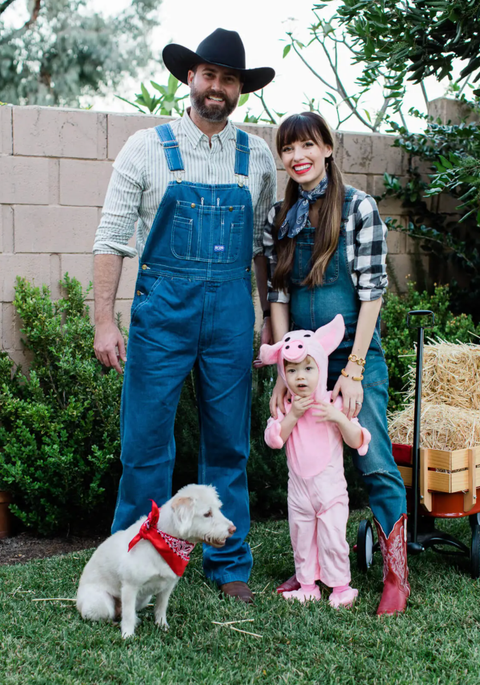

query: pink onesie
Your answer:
[260,314,371,588]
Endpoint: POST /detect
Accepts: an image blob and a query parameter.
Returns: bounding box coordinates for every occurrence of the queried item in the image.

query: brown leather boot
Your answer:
[374,514,410,616]
[219,581,254,604]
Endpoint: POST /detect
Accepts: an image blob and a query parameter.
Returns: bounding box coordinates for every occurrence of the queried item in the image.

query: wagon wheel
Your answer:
[357,519,374,572]
[469,513,480,532]
[470,526,480,579]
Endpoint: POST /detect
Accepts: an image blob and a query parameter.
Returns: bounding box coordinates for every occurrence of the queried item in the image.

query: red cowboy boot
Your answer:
[374,514,410,615]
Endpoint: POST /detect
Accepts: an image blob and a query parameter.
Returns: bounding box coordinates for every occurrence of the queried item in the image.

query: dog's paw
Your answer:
[155,617,169,631]
[121,628,135,639]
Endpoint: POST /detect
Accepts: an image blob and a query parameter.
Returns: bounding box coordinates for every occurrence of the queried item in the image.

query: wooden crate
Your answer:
[396,445,480,513]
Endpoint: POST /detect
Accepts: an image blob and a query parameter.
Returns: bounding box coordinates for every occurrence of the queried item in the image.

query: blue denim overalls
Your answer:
[289,187,406,535]
[112,123,255,585]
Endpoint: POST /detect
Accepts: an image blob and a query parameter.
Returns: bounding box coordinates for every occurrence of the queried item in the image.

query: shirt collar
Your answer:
[180,108,237,149]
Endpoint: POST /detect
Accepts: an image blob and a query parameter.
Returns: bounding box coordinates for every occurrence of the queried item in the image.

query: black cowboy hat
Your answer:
[162,28,275,94]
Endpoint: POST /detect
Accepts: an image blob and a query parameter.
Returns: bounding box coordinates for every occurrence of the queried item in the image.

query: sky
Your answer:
[7,0,451,132]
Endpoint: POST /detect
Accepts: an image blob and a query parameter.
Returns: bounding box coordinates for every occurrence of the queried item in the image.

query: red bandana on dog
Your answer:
[128,500,196,577]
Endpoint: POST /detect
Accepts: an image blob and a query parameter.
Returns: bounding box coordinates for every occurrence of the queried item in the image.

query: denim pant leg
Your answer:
[328,347,407,536]
[196,278,254,585]
[111,275,201,534]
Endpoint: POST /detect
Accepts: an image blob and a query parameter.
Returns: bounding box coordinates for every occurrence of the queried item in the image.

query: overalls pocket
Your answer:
[171,200,244,263]
[130,272,165,324]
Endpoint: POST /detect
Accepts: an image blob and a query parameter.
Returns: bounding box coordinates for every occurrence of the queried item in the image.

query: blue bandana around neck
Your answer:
[278,175,329,240]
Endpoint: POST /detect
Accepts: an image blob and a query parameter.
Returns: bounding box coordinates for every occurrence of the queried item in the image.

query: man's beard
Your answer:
[190,82,239,122]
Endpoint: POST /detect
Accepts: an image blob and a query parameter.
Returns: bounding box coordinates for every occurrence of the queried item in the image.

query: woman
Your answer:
[263,112,408,615]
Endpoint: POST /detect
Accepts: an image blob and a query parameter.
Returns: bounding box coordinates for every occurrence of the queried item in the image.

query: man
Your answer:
[93,29,276,603]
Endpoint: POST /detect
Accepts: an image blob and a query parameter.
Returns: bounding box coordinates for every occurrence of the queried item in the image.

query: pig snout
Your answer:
[283,340,306,362]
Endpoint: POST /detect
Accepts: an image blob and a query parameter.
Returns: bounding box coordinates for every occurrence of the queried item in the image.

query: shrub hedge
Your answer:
[2,275,479,534]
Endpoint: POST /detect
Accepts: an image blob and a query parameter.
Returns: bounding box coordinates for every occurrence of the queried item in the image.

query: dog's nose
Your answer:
[228,524,236,535]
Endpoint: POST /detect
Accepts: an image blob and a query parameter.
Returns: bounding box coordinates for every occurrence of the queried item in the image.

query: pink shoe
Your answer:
[276,575,301,594]
[328,587,358,609]
[283,586,321,603]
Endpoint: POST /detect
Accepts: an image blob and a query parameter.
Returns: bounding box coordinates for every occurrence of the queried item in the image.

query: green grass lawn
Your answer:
[1,511,479,685]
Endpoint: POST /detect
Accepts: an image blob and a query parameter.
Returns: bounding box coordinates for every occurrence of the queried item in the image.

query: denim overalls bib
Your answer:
[287,186,406,534]
[112,124,255,584]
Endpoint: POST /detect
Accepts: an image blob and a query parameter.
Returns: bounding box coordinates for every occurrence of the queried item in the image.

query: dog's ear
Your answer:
[171,496,195,537]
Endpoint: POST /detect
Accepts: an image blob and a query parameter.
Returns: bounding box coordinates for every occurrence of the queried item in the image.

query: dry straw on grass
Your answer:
[406,339,480,411]
[388,402,480,451]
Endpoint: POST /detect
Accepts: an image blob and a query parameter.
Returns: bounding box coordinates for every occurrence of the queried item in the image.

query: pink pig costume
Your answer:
[260,314,371,594]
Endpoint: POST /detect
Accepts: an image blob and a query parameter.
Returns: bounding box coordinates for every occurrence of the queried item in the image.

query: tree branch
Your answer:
[0,0,42,44]
[253,90,277,125]
[0,0,17,16]
[420,81,429,108]
[291,41,336,92]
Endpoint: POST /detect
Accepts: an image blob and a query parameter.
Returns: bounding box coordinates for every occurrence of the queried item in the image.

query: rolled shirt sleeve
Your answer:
[252,141,277,258]
[93,130,146,258]
[263,203,290,304]
[353,194,388,301]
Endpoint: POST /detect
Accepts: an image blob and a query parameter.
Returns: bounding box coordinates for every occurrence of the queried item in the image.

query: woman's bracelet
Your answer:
[341,368,364,382]
[348,354,366,368]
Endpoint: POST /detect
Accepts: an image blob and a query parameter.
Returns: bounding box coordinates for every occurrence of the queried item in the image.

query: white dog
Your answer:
[76,484,235,638]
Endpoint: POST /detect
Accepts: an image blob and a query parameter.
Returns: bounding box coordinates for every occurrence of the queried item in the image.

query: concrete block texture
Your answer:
[342,132,405,176]
[13,107,107,159]
[343,173,367,192]
[0,156,50,204]
[0,105,13,154]
[107,113,170,159]
[60,160,113,206]
[2,302,23,351]
[14,205,99,253]
[0,253,52,302]
[386,225,407,254]
[1,205,14,253]
[61,252,138,301]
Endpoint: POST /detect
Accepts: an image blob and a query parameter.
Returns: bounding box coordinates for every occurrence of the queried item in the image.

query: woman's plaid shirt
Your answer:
[263,187,388,304]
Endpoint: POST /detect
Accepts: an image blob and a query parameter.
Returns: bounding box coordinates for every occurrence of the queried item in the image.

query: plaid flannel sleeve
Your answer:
[353,194,388,301]
[263,203,290,304]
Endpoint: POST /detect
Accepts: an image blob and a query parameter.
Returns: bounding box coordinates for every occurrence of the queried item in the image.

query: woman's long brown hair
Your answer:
[272,112,345,291]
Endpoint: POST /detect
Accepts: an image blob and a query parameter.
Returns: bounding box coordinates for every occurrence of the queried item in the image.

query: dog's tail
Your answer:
[76,585,116,622]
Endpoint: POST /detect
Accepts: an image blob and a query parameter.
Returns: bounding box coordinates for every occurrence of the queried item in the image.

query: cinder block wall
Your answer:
[0,105,420,366]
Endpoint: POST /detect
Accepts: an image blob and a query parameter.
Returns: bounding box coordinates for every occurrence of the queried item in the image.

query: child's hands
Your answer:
[291,395,317,419]
[312,401,345,425]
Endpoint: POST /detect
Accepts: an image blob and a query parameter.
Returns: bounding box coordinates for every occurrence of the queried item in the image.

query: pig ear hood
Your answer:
[261,315,345,400]
[259,341,284,366]
[313,314,345,356]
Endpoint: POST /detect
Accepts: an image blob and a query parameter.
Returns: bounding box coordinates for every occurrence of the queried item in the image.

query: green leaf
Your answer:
[238,93,250,107]
[283,44,292,58]
[168,73,179,95]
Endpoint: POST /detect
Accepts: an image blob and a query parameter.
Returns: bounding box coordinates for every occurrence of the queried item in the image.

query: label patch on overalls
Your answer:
[214,245,225,252]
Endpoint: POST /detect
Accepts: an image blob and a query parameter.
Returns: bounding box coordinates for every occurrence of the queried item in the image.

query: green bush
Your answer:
[0,276,123,535]
[0,278,290,532]
[7,275,472,534]
[382,280,480,412]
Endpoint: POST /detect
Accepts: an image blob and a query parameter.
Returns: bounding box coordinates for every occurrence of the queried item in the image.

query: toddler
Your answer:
[260,314,371,608]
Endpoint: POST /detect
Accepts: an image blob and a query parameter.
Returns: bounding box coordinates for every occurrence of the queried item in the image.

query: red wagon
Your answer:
[356,310,480,578]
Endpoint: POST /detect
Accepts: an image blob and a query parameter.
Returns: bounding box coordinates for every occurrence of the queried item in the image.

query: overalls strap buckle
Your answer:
[155,123,185,181]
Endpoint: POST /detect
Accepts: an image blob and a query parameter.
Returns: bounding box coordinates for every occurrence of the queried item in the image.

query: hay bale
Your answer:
[388,402,480,451]
[406,339,480,411]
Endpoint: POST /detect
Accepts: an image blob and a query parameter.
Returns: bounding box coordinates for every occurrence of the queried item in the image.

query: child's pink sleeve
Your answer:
[264,410,285,449]
[351,418,371,456]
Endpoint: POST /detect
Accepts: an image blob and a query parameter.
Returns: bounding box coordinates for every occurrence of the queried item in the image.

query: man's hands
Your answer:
[94,321,126,374]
